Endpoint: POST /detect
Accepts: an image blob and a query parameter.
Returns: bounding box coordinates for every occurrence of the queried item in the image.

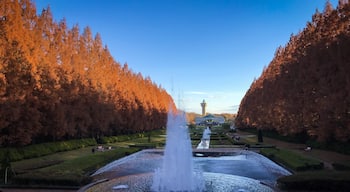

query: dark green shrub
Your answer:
[8,149,22,162]
[98,137,110,144]
[258,129,263,143]
[129,143,157,149]
[188,124,196,129]
[98,133,145,144]
[277,171,350,191]
[233,142,245,145]
[12,174,89,186]
[210,140,232,145]
[221,123,231,129]
[333,163,350,171]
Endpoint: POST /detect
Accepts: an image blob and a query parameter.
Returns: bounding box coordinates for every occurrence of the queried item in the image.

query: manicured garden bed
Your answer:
[1,130,167,187]
[0,138,97,162]
[260,148,324,172]
[10,147,140,186]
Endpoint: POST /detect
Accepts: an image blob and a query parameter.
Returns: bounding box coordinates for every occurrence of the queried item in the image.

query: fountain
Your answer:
[197,126,211,149]
[151,111,205,191]
[85,110,291,192]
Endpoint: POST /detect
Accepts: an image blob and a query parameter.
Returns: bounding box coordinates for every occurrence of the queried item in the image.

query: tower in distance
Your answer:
[200,99,207,116]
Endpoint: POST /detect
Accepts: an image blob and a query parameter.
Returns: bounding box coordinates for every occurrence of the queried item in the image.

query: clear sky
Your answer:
[33,0,337,114]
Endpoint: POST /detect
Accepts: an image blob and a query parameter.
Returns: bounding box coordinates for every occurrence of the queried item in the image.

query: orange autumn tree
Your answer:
[0,0,175,146]
[236,0,350,143]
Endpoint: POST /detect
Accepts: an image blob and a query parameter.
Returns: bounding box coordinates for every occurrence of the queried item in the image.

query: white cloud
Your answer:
[184,91,207,95]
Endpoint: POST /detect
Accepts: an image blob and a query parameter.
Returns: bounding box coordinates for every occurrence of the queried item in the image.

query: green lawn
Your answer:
[2,130,168,187]
[12,147,140,186]
[260,148,323,172]
[12,147,93,172]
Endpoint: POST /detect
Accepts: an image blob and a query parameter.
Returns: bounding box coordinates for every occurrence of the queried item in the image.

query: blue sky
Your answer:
[34,0,337,114]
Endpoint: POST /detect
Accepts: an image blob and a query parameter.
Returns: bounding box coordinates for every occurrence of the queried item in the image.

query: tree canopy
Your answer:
[236,0,350,142]
[0,0,175,146]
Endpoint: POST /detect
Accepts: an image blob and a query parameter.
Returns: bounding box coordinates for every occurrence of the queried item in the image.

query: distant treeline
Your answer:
[0,0,175,147]
[236,1,350,142]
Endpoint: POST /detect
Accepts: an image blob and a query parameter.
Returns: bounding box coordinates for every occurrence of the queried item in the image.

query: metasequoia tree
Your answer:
[0,0,175,146]
[236,1,350,142]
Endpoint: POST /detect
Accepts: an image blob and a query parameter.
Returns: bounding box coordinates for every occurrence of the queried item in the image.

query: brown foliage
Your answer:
[0,0,175,146]
[236,1,350,142]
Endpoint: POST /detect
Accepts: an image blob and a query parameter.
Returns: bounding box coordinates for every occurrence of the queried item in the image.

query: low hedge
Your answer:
[260,148,323,172]
[11,174,89,187]
[190,136,203,140]
[333,162,350,171]
[277,171,350,191]
[128,143,157,149]
[100,129,169,144]
[98,133,146,144]
[0,138,97,162]
[210,140,232,145]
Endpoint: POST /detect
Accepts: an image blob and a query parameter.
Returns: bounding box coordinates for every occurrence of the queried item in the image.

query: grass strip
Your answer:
[0,138,97,162]
[12,147,140,186]
[260,148,323,172]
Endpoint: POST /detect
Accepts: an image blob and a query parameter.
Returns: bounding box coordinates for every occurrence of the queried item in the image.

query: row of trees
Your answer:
[0,0,175,146]
[236,0,350,142]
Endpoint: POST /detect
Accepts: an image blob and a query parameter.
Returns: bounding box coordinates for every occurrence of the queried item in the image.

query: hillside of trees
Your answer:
[236,1,350,142]
[0,0,175,147]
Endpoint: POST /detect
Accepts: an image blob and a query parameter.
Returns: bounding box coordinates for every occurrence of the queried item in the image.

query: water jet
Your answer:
[151,111,205,191]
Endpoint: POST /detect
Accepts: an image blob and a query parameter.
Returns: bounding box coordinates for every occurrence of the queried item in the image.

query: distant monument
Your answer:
[196,100,225,126]
[200,99,207,116]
